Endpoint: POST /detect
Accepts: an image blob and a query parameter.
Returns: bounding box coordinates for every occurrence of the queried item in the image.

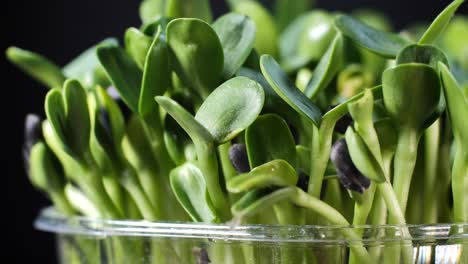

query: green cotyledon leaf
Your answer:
[155,96,213,147]
[245,114,297,168]
[139,26,171,118]
[167,18,223,99]
[227,159,298,193]
[334,15,411,58]
[170,162,219,223]
[345,127,385,183]
[195,76,265,144]
[232,0,279,57]
[125,27,153,69]
[260,55,322,127]
[396,44,448,70]
[439,62,468,148]
[280,11,336,72]
[418,0,465,45]
[6,47,65,89]
[304,34,344,99]
[45,80,91,159]
[212,13,256,79]
[382,63,441,131]
[97,45,142,114]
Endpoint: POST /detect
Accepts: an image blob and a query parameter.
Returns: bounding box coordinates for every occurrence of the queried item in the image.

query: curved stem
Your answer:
[142,112,175,177]
[49,190,76,215]
[393,128,420,213]
[291,188,374,264]
[196,142,230,220]
[121,169,160,221]
[308,121,334,197]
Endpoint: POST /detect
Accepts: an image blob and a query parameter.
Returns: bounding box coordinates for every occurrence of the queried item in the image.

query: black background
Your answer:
[2,0,466,262]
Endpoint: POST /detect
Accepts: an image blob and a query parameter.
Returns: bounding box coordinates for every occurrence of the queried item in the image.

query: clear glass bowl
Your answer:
[35,207,468,264]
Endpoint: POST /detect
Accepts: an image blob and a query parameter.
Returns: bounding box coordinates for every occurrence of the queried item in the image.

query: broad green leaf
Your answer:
[89,86,125,169]
[236,68,299,126]
[45,89,67,146]
[63,38,117,88]
[125,27,153,69]
[245,114,296,168]
[260,55,322,126]
[42,121,83,177]
[396,44,449,70]
[6,47,65,88]
[418,0,465,45]
[195,77,265,144]
[232,187,296,218]
[227,160,297,193]
[212,13,256,79]
[304,34,344,98]
[170,163,219,222]
[439,62,468,148]
[97,46,143,113]
[166,0,212,22]
[139,27,171,117]
[274,0,313,32]
[345,127,385,183]
[334,15,411,58]
[156,96,213,146]
[29,142,65,193]
[280,11,336,71]
[233,1,278,57]
[62,80,91,156]
[167,18,223,98]
[382,63,441,130]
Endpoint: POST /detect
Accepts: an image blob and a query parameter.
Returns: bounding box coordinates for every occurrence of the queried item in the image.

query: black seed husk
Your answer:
[330,139,371,193]
[229,143,250,173]
[296,170,309,192]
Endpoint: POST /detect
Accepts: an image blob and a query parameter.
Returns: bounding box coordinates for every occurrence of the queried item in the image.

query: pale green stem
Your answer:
[393,128,420,213]
[80,174,122,219]
[49,190,76,215]
[349,184,376,264]
[142,112,175,177]
[291,188,374,264]
[423,119,441,223]
[102,175,125,216]
[120,169,160,221]
[196,142,230,220]
[452,146,468,223]
[308,121,334,197]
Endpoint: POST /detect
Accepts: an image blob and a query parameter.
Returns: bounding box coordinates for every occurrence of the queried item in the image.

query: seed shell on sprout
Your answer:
[229,143,251,173]
[330,138,371,193]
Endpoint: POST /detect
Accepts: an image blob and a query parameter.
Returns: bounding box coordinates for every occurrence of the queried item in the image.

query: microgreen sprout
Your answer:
[8,0,468,263]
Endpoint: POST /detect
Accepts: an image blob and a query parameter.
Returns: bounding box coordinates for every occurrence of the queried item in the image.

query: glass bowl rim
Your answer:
[35,207,468,244]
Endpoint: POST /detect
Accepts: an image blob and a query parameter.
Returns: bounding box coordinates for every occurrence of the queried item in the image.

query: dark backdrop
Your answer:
[2,0,466,262]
